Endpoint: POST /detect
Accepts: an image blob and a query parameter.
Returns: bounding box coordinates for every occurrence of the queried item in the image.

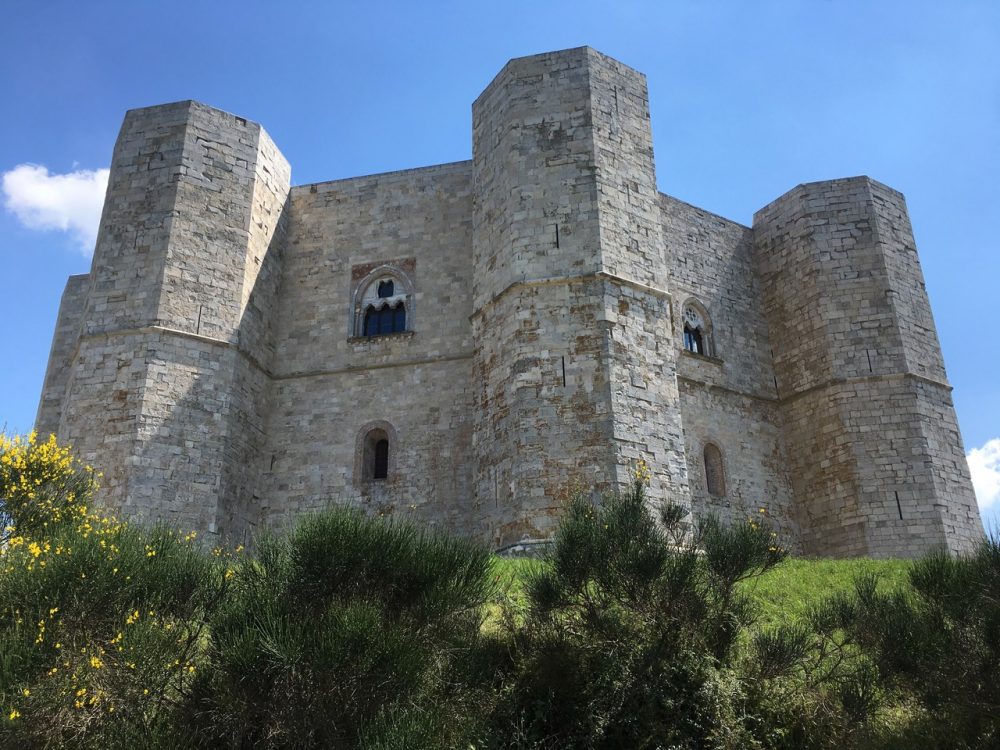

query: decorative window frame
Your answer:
[354,420,399,486]
[349,261,416,339]
[680,297,715,359]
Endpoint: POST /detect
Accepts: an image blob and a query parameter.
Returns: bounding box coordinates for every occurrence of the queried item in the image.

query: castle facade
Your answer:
[36,47,984,557]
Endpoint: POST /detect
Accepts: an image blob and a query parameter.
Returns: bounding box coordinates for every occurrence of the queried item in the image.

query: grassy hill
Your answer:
[493,554,913,628]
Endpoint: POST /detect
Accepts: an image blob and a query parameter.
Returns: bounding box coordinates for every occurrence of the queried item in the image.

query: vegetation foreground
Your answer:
[1,433,997,749]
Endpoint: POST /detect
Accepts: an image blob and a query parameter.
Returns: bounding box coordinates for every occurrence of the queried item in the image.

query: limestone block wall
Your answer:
[471,280,619,545]
[588,51,689,505]
[472,49,618,546]
[260,163,475,534]
[754,177,983,557]
[51,101,291,538]
[472,47,690,546]
[35,274,89,438]
[661,195,798,543]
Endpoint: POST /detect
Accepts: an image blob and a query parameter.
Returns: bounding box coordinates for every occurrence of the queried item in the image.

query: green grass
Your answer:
[742,556,912,628]
[489,555,913,628]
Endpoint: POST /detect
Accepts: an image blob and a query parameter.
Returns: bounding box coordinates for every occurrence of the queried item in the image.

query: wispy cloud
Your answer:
[2,163,109,254]
[967,438,1000,512]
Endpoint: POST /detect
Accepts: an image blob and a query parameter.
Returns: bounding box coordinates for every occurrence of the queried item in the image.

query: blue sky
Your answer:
[1,0,997,529]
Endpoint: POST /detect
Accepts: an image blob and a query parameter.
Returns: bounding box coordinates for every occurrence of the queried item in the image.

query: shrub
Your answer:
[827,537,1000,748]
[0,433,231,748]
[185,506,501,749]
[486,463,788,749]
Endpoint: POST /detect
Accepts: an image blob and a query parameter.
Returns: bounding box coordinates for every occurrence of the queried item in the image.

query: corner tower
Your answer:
[39,101,290,541]
[754,177,983,557]
[471,47,690,546]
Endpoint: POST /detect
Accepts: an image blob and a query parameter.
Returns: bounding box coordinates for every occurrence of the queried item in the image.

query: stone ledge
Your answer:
[347,330,416,346]
[681,350,724,366]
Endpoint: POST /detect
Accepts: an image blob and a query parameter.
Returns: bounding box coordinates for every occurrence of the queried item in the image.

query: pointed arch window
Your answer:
[352,266,413,339]
[682,301,714,357]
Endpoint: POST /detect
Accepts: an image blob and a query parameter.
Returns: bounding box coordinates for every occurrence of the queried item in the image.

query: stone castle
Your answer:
[36,47,984,558]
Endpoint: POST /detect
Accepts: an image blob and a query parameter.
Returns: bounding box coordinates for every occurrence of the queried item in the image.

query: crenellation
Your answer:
[35,48,984,558]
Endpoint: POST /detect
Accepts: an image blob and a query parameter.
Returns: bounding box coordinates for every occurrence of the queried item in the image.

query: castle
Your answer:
[36,47,984,558]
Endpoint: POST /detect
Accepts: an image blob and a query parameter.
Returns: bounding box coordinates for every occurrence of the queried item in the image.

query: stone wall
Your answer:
[471,47,690,547]
[260,163,476,535]
[754,177,983,557]
[35,274,89,438]
[51,101,291,539]
[661,194,798,545]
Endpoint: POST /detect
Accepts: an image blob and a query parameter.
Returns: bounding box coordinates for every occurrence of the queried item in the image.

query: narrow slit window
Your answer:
[703,443,726,497]
[373,438,389,480]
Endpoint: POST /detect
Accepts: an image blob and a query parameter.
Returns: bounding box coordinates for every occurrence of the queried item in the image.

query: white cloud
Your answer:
[967,438,1000,511]
[2,163,109,254]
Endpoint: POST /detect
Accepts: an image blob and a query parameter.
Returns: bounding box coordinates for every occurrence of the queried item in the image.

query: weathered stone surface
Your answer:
[35,47,984,557]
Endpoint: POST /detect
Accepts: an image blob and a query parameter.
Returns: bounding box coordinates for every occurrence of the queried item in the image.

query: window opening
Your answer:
[355,270,412,339]
[704,443,726,497]
[373,438,389,480]
[684,326,704,355]
[682,302,712,357]
[363,302,406,338]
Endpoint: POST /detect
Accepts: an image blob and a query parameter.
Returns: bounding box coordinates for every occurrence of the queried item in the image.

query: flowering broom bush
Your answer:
[0,432,233,748]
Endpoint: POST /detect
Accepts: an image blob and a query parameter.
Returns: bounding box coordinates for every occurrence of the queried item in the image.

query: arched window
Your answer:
[354,420,399,487]
[703,443,726,497]
[682,300,713,357]
[352,266,414,339]
[363,428,390,481]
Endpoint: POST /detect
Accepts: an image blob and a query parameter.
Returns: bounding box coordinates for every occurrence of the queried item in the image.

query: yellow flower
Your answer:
[90,656,104,669]
[8,709,20,720]
[20,688,29,697]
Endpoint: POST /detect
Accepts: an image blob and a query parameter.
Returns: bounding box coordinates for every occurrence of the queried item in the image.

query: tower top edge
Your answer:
[472,46,644,109]
[752,175,906,222]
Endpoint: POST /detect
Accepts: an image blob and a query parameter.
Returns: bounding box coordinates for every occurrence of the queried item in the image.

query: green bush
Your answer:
[826,537,1000,749]
[185,507,501,749]
[0,432,229,749]
[484,467,789,749]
